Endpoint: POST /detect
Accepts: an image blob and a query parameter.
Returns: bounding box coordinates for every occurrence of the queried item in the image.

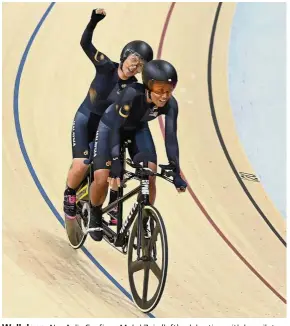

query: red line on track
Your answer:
[157,2,286,305]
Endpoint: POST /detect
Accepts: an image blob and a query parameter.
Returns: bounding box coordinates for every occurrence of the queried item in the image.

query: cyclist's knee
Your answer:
[94,169,109,189]
[71,158,88,174]
[149,161,157,171]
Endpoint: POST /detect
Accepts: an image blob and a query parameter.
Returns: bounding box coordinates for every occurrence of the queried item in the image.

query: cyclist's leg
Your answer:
[67,110,100,186]
[129,124,157,205]
[90,121,113,206]
[88,110,119,209]
[64,106,95,218]
[106,130,131,224]
[89,121,112,240]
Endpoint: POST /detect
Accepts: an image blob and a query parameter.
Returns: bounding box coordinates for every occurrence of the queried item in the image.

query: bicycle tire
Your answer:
[127,205,168,313]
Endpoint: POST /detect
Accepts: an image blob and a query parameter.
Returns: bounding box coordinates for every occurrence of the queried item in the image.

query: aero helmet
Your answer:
[142,59,178,90]
[120,40,153,64]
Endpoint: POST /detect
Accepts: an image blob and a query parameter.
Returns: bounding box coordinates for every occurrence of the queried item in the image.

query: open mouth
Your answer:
[158,99,167,106]
[126,66,137,74]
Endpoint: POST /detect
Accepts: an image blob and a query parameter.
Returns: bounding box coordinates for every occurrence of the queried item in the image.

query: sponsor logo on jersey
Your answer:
[119,105,130,118]
[93,131,99,157]
[72,120,76,146]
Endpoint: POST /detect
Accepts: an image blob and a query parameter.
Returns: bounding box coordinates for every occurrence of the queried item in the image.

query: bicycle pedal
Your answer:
[85,227,103,235]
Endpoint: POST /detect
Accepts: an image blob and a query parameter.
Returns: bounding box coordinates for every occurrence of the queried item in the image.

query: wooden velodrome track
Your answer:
[2,2,287,318]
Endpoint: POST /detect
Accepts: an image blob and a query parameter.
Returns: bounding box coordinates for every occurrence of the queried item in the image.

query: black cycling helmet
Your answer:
[142,59,178,90]
[120,40,153,63]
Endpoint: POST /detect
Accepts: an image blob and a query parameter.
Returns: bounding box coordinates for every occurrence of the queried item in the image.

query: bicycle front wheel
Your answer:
[127,205,168,313]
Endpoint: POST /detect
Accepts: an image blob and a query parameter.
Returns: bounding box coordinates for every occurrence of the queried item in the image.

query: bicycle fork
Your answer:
[136,164,150,260]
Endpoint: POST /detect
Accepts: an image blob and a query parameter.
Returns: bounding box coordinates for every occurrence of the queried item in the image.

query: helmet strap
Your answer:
[146,89,152,101]
[119,59,125,72]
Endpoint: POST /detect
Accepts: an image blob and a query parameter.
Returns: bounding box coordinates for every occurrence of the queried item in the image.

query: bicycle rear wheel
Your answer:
[65,178,90,249]
[127,205,168,313]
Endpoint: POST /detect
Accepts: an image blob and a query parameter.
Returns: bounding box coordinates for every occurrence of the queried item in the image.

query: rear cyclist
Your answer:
[63,8,154,222]
[89,59,187,241]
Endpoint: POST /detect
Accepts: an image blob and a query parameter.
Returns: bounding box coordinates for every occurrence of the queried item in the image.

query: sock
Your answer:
[91,204,102,213]
[90,204,102,226]
[65,186,76,196]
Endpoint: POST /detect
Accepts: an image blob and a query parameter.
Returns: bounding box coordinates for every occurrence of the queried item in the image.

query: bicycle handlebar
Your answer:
[125,158,186,192]
[125,158,177,183]
[83,143,185,190]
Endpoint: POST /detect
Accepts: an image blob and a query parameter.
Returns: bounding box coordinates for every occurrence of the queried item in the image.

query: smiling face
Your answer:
[121,53,145,78]
[149,81,174,107]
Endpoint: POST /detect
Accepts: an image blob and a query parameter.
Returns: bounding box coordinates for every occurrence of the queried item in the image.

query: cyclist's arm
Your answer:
[80,10,111,69]
[164,98,181,173]
[109,88,137,158]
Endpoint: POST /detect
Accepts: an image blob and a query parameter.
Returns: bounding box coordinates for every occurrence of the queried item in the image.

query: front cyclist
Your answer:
[89,59,187,241]
[63,8,154,222]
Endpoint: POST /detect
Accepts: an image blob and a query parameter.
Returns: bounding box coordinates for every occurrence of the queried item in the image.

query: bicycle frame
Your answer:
[79,140,173,251]
[100,142,151,249]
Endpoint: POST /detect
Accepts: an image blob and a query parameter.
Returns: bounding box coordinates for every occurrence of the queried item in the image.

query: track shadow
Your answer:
[3,226,143,317]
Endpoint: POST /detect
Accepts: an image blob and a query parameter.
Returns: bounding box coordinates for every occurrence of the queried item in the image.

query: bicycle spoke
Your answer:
[142,263,150,302]
[130,260,145,273]
[150,261,162,280]
[128,206,168,312]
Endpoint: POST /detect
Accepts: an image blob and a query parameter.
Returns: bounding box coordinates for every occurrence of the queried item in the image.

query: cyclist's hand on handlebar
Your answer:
[108,157,122,188]
[173,174,187,193]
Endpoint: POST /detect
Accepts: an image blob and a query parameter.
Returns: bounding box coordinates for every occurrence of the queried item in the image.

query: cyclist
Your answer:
[89,59,187,241]
[63,8,154,222]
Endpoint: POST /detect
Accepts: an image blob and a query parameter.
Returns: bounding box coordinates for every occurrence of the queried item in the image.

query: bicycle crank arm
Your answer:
[102,223,117,243]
